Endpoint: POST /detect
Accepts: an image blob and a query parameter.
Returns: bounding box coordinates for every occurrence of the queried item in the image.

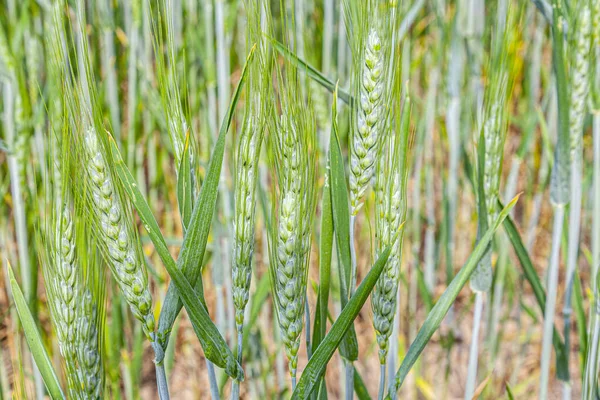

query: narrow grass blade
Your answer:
[471,373,492,400]
[329,86,358,360]
[7,263,65,400]
[506,382,515,400]
[311,167,334,400]
[574,269,587,366]
[291,245,393,399]
[314,170,333,349]
[107,135,242,380]
[497,199,569,381]
[176,132,193,231]
[353,369,372,400]
[272,39,353,105]
[385,195,520,398]
[417,268,434,311]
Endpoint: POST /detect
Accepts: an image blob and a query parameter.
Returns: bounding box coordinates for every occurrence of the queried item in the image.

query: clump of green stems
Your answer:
[8,0,600,399]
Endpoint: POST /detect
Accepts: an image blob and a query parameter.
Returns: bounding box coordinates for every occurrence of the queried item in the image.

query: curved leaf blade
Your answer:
[385,195,520,399]
[354,369,372,400]
[271,39,353,105]
[313,176,333,350]
[7,263,65,400]
[311,164,334,400]
[329,86,358,361]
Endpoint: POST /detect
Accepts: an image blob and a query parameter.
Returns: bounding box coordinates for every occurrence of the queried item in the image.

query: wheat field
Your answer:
[0,0,598,399]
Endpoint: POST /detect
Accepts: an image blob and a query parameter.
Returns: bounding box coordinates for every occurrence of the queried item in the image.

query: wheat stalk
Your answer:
[539,0,573,395]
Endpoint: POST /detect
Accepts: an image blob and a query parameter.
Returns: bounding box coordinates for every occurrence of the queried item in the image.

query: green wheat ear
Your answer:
[61,0,157,342]
[343,0,399,215]
[36,7,107,396]
[569,4,592,158]
[232,0,271,335]
[43,204,106,399]
[267,40,318,385]
[81,125,155,338]
[40,200,81,396]
[151,0,192,171]
[38,104,106,398]
[470,5,519,293]
[372,90,410,365]
[350,27,384,214]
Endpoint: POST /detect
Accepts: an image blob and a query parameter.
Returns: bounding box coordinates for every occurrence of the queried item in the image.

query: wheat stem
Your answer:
[464,292,484,400]
[347,214,357,400]
[350,215,358,295]
[231,331,243,400]
[305,297,312,359]
[539,206,566,399]
[378,363,386,400]
[4,83,32,312]
[207,360,220,400]
[155,361,169,400]
[345,360,354,400]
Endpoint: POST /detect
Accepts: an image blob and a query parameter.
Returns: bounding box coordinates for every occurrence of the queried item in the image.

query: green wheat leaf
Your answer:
[7,263,65,400]
[329,85,359,361]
